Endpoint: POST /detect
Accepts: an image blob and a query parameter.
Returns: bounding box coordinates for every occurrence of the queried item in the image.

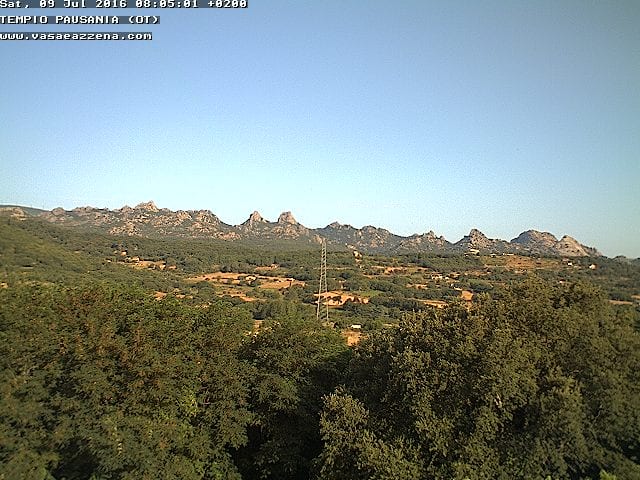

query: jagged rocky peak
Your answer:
[555,235,589,257]
[326,221,355,230]
[72,206,97,213]
[512,229,558,246]
[3,201,607,256]
[134,201,159,212]
[423,230,447,241]
[361,225,390,234]
[455,228,509,252]
[248,211,265,223]
[468,228,488,240]
[394,229,451,253]
[407,230,443,241]
[419,230,447,242]
[277,211,298,224]
[457,228,491,247]
[193,208,214,216]
[559,234,579,244]
[192,209,221,224]
[240,210,267,229]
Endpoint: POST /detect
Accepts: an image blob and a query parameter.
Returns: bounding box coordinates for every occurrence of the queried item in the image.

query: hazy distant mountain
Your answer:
[0,203,602,257]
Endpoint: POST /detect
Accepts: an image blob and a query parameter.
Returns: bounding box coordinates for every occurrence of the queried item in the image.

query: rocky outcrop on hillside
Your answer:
[393,231,452,253]
[238,211,313,240]
[0,207,27,218]
[0,202,603,257]
[454,229,511,253]
[555,235,588,256]
[242,211,266,228]
[511,230,559,255]
[277,212,297,224]
[37,201,238,239]
[510,230,601,257]
[270,212,312,238]
[317,222,404,253]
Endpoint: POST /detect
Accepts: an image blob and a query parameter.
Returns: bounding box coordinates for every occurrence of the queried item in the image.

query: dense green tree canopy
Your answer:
[234,316,350,480]
[0,284,254,479]
[317,279,640,480]
[1,276,638,479]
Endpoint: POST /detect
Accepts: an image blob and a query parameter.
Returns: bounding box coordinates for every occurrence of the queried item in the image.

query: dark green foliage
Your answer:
[317,390,422,480]
[0,283,350,480]
[2,219,640,479]
[0,284,254,479]
[0,218,182,292]
[318,278,640,479]
[235,316,351,480]
[252,299,313,321]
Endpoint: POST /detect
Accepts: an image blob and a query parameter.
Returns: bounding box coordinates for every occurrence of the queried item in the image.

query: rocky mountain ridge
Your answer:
[0,202,602,257]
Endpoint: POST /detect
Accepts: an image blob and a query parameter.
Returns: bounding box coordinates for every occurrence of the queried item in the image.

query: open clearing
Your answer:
[315,290,370,307]
[187,272,305,290]
[342,329,363,346]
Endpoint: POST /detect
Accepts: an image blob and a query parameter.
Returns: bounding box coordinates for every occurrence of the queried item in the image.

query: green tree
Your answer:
[317,390,422,480]
[0,284,254,479]
[235,316,351,480]
[317,278,640,479]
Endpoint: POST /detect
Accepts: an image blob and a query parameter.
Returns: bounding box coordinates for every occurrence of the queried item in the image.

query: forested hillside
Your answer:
[1,218,639,479]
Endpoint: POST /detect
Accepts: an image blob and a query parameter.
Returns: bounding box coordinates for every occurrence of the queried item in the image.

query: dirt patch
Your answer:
[254,264,279,272]
[188,272,304,290]
[188,272,245,284]
[609,300,635,306]
[460,290,473,301]
[125,259,166,270]
[500,256,560,271]
[258,278,304,290]
[416,299,448,309]
[316,291,369,307]
[342,329,363,346]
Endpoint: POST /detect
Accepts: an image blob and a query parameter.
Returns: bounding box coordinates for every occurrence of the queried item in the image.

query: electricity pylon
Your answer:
[316,238,329,322]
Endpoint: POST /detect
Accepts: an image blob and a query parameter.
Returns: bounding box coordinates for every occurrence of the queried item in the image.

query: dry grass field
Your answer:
[315,291,369,307]
[186,272,304,290]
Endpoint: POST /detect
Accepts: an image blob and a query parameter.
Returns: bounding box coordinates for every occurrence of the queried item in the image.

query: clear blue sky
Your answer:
[1,0,638,257]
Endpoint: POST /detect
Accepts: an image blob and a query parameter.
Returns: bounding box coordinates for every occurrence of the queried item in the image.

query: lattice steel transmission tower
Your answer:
[316,238,329,322]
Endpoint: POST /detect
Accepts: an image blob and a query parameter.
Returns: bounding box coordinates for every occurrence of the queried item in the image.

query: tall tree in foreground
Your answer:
[317,278,640,479]
[0,284,254,479]
[235,315,351,480]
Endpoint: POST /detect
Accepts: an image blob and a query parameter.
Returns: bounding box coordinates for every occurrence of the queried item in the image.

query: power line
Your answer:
[316,238,329,322]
